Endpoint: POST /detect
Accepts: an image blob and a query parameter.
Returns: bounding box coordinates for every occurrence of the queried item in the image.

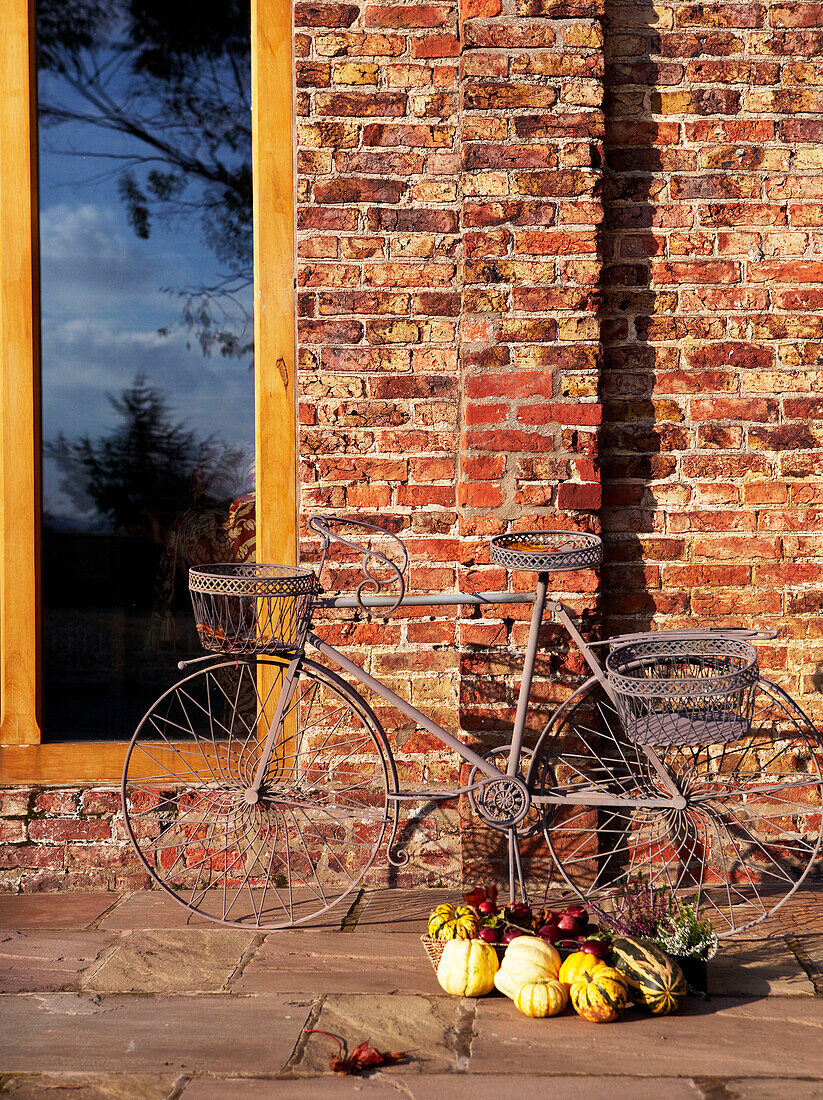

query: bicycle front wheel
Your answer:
[122,656,393,928]
[530,676,823,936]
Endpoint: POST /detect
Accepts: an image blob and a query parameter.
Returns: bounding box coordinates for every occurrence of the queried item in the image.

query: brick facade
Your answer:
[2,0,822,891]
[601,0,823,719]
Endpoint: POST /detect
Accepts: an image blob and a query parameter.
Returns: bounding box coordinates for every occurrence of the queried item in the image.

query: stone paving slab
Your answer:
[180,1074,706,1098]
[0,894,121,931]
[725,891,823,940]
[350,888,460,933]
[0,931,118,993]
[97,890,350,932]
[722,1080,823,1099]
[82,929,255,994]
[0,1073,182,1098]
[472,996,823,1079]
[288,993,472,1076]
[790,934,823,981]
[0,993,312,1075]
[234,932,435,994]
[709,937,815,996]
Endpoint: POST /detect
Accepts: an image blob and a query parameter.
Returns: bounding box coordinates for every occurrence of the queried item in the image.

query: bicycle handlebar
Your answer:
[308,514,409,614]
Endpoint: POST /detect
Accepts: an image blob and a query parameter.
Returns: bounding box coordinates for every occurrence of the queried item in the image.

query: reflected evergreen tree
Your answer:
[37,0,252,358]
[46,374,247,533]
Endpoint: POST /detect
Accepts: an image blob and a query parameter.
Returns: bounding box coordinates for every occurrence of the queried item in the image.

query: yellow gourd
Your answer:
[436,938,499,997]
[514,978,569,1018]
[493,935,561,999]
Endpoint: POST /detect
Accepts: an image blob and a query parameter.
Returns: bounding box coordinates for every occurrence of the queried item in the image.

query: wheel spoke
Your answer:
[535,679,823,935]
[123,659,390,929]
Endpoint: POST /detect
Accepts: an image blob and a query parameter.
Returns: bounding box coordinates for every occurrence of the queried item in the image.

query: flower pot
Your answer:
[670,953,708,996]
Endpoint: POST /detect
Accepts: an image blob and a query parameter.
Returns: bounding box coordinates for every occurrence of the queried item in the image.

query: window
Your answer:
[0,0,295,778]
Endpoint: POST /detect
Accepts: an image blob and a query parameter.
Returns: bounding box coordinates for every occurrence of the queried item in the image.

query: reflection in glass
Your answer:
[36,1,255,740]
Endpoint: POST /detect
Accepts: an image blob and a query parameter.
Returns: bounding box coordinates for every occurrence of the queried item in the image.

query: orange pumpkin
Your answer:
[559,950,608,989]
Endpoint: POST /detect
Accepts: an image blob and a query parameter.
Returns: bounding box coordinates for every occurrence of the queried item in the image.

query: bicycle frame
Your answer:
[305,580,678,810]
[239,552,786,900]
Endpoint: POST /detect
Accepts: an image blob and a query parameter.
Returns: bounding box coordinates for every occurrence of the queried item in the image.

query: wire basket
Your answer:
[490,529,602,573]
[605,635,759,747]
[189,563,318,655]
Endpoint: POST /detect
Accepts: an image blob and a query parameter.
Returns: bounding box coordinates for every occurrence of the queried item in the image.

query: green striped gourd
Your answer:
[427,903,480,941]
[570,967,628,1023]
[609,936,687,1016]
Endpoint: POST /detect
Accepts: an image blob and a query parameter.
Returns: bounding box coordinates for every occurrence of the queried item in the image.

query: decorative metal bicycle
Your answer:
[121,516,823,936]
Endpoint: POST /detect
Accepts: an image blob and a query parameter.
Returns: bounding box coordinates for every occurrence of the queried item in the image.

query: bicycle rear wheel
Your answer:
[122,656,393,928]
[530,676,823,936]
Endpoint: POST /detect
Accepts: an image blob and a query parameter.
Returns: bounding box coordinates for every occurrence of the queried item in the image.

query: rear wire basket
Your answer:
[605,636,759,747]
[189,564,318,656]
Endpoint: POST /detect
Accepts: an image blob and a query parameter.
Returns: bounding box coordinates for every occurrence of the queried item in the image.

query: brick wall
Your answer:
[3,0,823,891]
[601,0,823,724]
[295,0,605,888]
[0,788,148,892]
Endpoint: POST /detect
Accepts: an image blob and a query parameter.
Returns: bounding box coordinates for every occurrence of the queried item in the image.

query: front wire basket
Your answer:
[189,563,318,655]
[605,635,759,747]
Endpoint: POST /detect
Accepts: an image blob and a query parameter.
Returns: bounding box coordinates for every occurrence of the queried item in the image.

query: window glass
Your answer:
[37,0,254,740]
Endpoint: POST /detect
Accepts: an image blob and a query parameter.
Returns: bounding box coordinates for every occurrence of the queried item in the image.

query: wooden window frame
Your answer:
[0,0,296,783]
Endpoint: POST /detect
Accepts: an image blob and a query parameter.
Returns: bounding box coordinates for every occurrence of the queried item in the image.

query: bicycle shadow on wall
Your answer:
[386,609,603,893]
[600,0,670,643]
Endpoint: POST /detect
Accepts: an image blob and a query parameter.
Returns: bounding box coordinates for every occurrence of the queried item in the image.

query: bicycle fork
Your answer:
[245,658,301,802]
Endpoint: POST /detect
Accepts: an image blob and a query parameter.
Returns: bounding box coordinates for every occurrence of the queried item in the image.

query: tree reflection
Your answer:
[37,0,253,358]
[45,373,248,535]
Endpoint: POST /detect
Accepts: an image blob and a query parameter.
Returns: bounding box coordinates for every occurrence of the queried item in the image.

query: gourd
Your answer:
[514,978,569,1018]
[428,903,480,941]
[436,938,499,997]
[493,935,561,999]
[609,936,687,1016]
[558,950,608,989]
[570,967,629,1024]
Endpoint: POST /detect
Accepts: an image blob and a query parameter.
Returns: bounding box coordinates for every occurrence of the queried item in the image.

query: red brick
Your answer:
[0,845,64,870]
[0,790,32,816]
[463,455,507,480]
[0,820,26,843]
[28,820,113,844]
[314,178,405,204]
[32,790,78,814]
[771,3,823,27]
[557,482,602,511]
[749,261,823,283]
[365,4,451,27]
[458,483,505,508]
[295,4,359,28]
[409,456,455,482]
[517,404,602,427]
[316,92,408,117]
[413,34,460,58]
[651,261,740,285]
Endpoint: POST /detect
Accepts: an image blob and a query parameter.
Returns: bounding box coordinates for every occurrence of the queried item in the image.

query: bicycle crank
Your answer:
[470,774,532,829]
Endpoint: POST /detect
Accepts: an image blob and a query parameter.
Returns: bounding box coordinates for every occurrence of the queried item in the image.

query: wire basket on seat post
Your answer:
[189,563,318,655]
[605,635,759,747]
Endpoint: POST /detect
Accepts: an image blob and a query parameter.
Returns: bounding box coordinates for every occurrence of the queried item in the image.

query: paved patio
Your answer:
[1,887,822,1097]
